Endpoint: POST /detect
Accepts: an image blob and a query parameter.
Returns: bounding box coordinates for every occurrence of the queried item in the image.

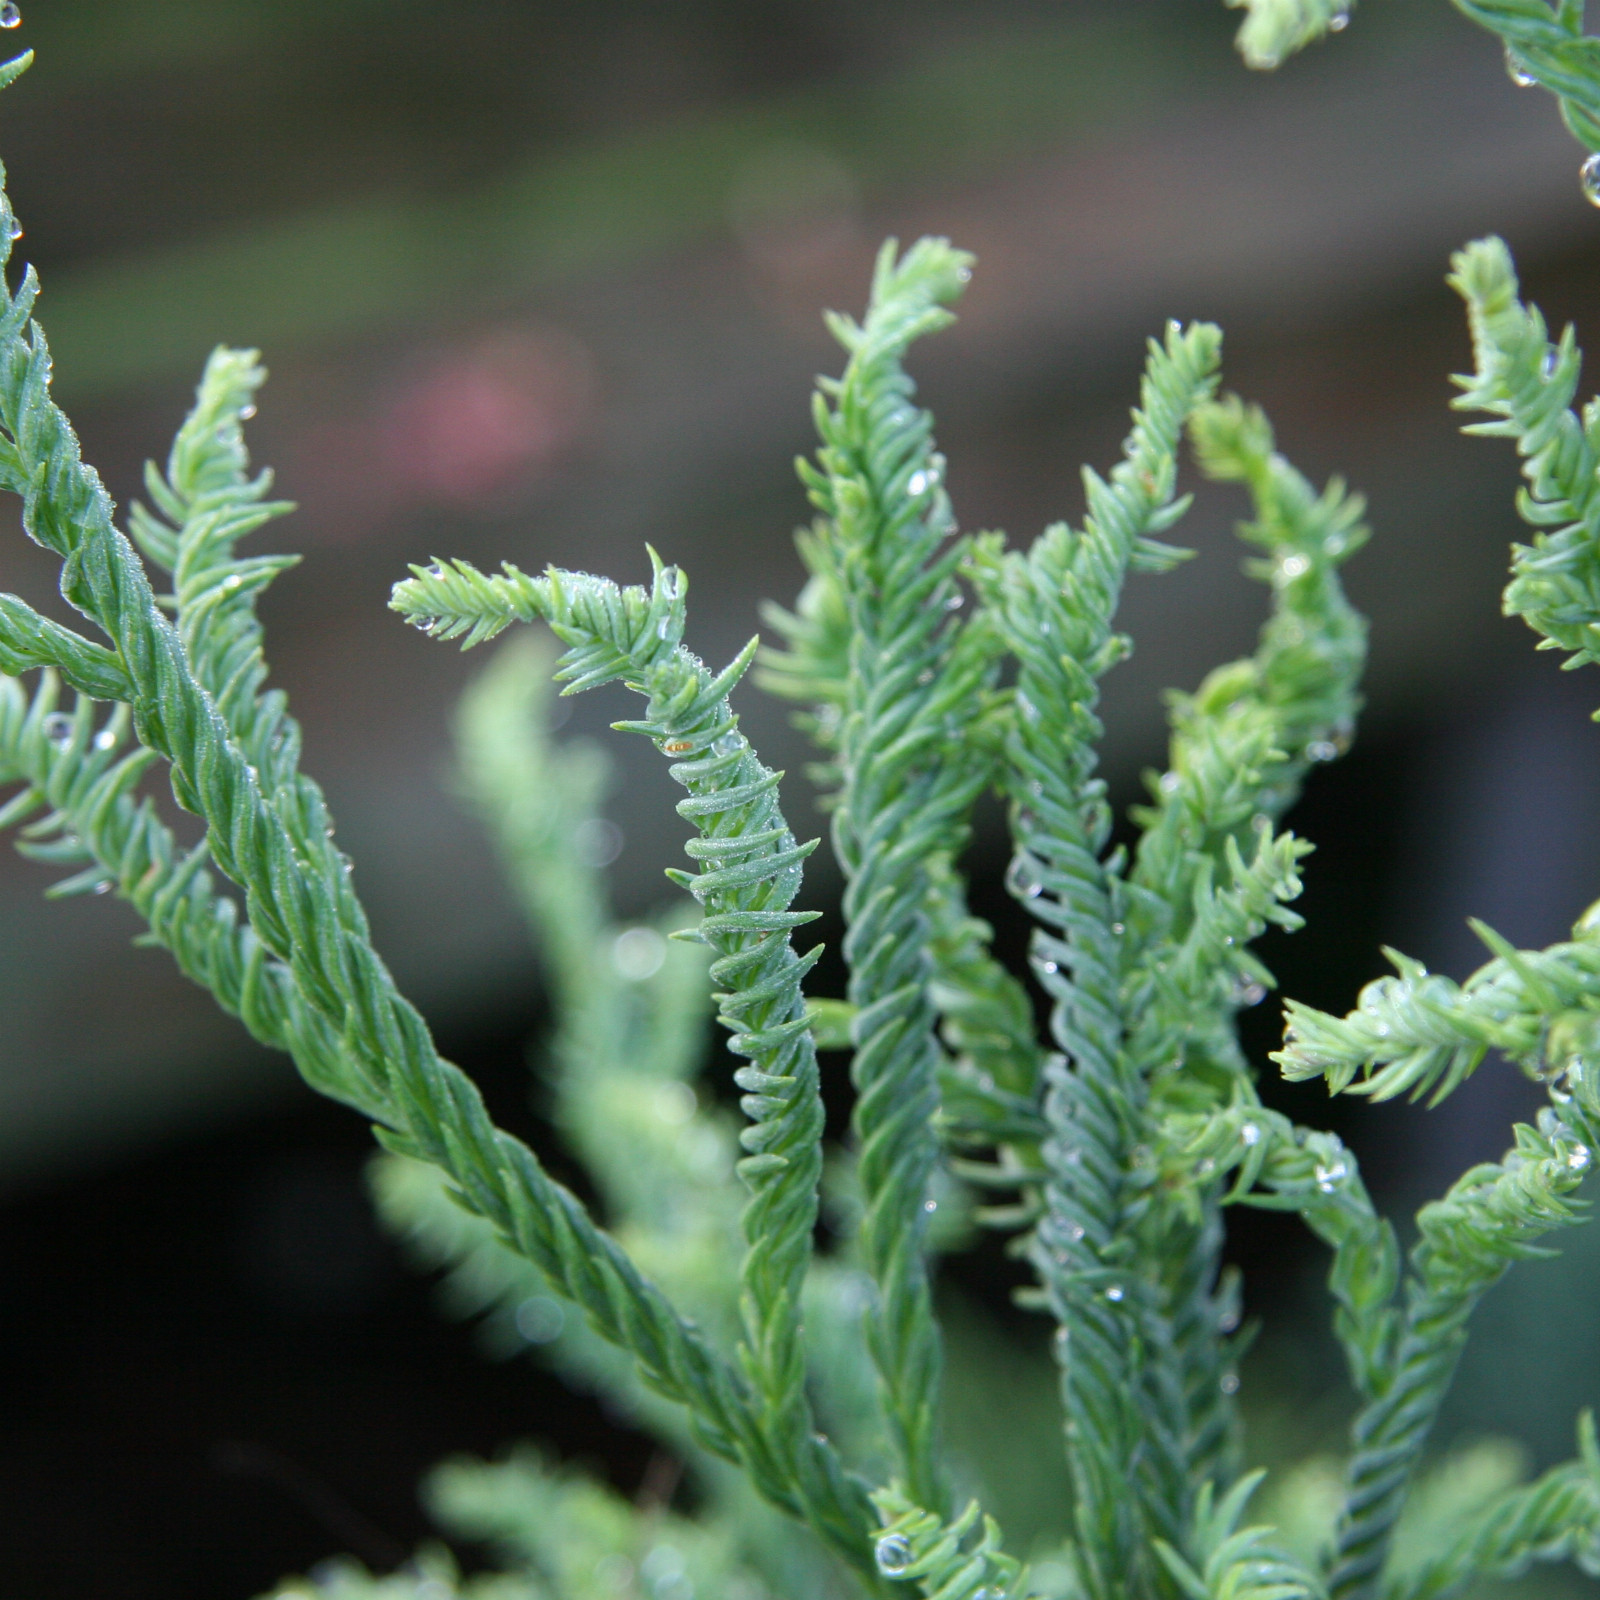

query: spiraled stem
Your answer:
[974,320,1222,1598]
[0,225,874,1571]
[0,673,379,1117]
[395,553,877,1568]
[1330,1096,1599,1600]
[806,238,994,1512]
[1328,1290,1473,1600]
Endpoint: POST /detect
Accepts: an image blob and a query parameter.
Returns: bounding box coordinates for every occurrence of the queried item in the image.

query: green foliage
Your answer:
[9,12,1600,1600]
[1227,0,1355,69]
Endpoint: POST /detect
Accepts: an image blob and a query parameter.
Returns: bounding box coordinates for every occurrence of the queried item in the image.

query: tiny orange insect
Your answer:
[663,740,694,754]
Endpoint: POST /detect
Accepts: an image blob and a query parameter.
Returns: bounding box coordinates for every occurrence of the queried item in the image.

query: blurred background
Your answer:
[2,0,1600,1594]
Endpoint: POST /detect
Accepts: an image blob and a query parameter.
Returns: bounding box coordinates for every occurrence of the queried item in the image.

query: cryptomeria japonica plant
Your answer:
[4,1,1600,1596]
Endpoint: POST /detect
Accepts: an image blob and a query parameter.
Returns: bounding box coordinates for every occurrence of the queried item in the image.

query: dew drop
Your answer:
[1037,958,1060,976]
[575,817,624,868]
[1159,770,1182,795]
[515,1294,565,1344]
[944,592,965,611]
[1543,347,1560,380]
[0,6,21,28]
[1505,45,1536,87]
[1005,856,1043,900]
[1220,1371,1241,1395]
[1280,553,1311,579]
[1373,1021,1392,1039]
[1232,977,1267,1008]
[221,573,244,593]
[923,1199,938,1214]
[92,728,117,752]
[1105,1284,1125,1302]
[1327,3,1349,30]
[91,878,113,895]
[1315,1159,1348,1193]
[5,218,19,242]
[907,470,932,497]
[1569,1144,1591,1171]
[1198,1157,1217,1176]
[1218,1307,1241,1334]
[875,1534,914,1577]
[1582,152,1600,208]
[916,669,934,686]
[613,925,667,981]
[1240,1122,1262,1147]
[713,732,742,756]
[1110,922,1126,936]
[1067,1223,1086,1242]
[1307,740,1339,763]
[41,712,73,748]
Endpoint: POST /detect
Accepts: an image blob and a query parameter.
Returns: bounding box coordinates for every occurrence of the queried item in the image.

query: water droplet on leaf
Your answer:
[1328,3,1349,30]
[239,403,257,420]
[575,817,624,868]
[1568,1144,1591,1171]
[1307,740,1338,762]
[613,925,667,981]
[92,728,117,752]
[0,6,21,28]
[1006,856,1043,899]
[1505,46,1536,86]
[1280,554,1310,579]
[875,1534,914,1576]
[713,731,741,756]
[1105,1284,1124,1302]
[515,1295,565,1343]
[1220,1371,1241,1394]
[1315,1159,1348,1193]
[41,713,73,748]
[1582,152,1600,207]
[1240,1122,1262,1147]
[1232,977,1267,1008]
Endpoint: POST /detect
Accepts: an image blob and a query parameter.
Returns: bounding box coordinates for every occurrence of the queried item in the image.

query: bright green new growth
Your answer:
[7,8,1600,1599]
